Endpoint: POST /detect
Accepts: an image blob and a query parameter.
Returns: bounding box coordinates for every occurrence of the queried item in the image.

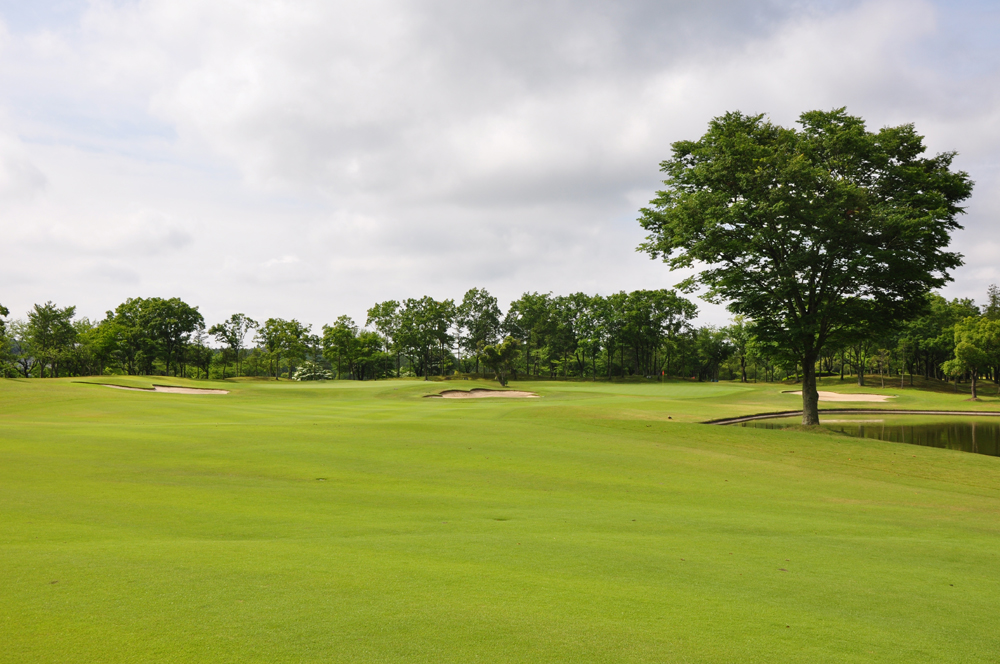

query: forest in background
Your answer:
[2,283,999,391]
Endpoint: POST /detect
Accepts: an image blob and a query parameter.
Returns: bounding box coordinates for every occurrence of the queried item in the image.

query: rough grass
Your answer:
[1,376,999,663]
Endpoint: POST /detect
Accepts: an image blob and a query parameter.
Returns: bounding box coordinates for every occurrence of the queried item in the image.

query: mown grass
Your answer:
[1,376,999,662]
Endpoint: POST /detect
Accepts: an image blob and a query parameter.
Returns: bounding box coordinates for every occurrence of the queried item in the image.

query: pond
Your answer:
[738,415,1000,457]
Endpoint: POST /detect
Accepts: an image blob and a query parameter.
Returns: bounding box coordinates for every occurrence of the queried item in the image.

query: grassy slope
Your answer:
[1,377,999,663]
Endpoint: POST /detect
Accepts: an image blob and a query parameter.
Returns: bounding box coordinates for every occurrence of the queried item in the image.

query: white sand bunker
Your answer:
[428,388,539,399]
[785,390,895,402]
[102,384,229,395]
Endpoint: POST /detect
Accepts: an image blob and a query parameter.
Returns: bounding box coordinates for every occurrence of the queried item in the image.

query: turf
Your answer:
[1,376,999,662]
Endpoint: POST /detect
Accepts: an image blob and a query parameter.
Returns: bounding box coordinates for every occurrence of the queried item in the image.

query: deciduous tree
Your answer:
[209,313,257,377]
[483,336,521,387]
[457,288,502,375]
[640,109,972,424]
[27,302,77,378]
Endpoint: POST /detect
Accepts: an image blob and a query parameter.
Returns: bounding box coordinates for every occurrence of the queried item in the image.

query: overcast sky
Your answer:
[1,0,998,329]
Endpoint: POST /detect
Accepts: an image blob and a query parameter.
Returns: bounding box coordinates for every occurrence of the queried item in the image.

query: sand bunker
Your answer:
[785,390,894,402]
[428,388,539,399]
[101,384,229,395]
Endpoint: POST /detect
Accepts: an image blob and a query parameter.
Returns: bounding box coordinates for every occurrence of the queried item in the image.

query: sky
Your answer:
[1,0,998,330]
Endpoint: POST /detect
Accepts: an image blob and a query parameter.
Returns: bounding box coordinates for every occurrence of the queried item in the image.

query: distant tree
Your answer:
[639,108,972,424]
[367,300,401,377]
[483,336,522,387]
[103,298,152,375]
[354,330,391,380]
[397,297,455,379]
[594,292,626,379]
[281,319,311,377]
[504,293,553,377]
[620,289,697,377]
[984,284,1000,321]
[27,302,77,378]
[725,317,752,382]
[0,304,14,377]
[943,317,1000,399]
[145,298,205,376]
[456,288,502,375]
[694,326,732,382]
[896,294,978,382]
[187,331,215,380]
[256,319,286,378]
[255,318,309,378]
[7,319,36,378]
[564,293,600,380]
[322,316,358,379]
[209,313,257,378]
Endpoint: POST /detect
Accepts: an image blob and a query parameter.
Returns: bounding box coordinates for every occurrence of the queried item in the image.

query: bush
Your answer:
[292,361,333,381]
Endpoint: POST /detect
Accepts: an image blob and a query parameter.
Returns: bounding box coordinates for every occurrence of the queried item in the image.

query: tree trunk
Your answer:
[801,358,820,426]
[971,370,978,400]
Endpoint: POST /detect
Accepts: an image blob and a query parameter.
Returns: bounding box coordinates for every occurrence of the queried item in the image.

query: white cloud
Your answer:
[0,133,46,199]
[0,0,997,326]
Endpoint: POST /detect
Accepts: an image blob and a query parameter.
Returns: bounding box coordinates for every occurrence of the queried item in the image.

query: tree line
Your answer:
[1,284,998,391]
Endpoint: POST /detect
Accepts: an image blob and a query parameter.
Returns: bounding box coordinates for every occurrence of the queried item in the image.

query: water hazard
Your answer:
[739,415,1000,457]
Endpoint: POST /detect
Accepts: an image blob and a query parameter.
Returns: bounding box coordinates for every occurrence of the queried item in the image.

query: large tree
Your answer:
[639,109,972,424]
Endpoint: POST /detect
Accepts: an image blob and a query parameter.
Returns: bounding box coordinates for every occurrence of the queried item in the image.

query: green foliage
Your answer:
[27,301,78,378]
[396,296,455,379]
[367,300,401,376]
[456,288,502,374]
[639,108,972,421]
[100,297,204,376]
[292,360,333,381]
[482,336,521,386]
[322,316,360,379]
[897,293,981,381]
[209,313,258,377]
[256,318,310,379]
[984,283,1000,321]
[942,316,1000,398]
[0,304,13,377]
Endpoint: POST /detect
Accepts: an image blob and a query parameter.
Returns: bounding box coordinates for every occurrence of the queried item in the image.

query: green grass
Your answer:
[1,376,999,662]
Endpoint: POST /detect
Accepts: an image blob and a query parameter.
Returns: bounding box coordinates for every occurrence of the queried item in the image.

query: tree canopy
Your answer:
[639,108,973,424]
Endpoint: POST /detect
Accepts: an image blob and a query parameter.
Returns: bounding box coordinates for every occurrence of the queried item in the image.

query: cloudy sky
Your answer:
[1,0,998,329]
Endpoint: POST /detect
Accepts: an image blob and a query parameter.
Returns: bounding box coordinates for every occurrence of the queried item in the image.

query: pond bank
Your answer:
[705,408,1000,425]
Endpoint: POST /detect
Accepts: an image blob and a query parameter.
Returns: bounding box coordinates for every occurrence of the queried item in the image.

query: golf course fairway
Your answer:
[2,377,999,662]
